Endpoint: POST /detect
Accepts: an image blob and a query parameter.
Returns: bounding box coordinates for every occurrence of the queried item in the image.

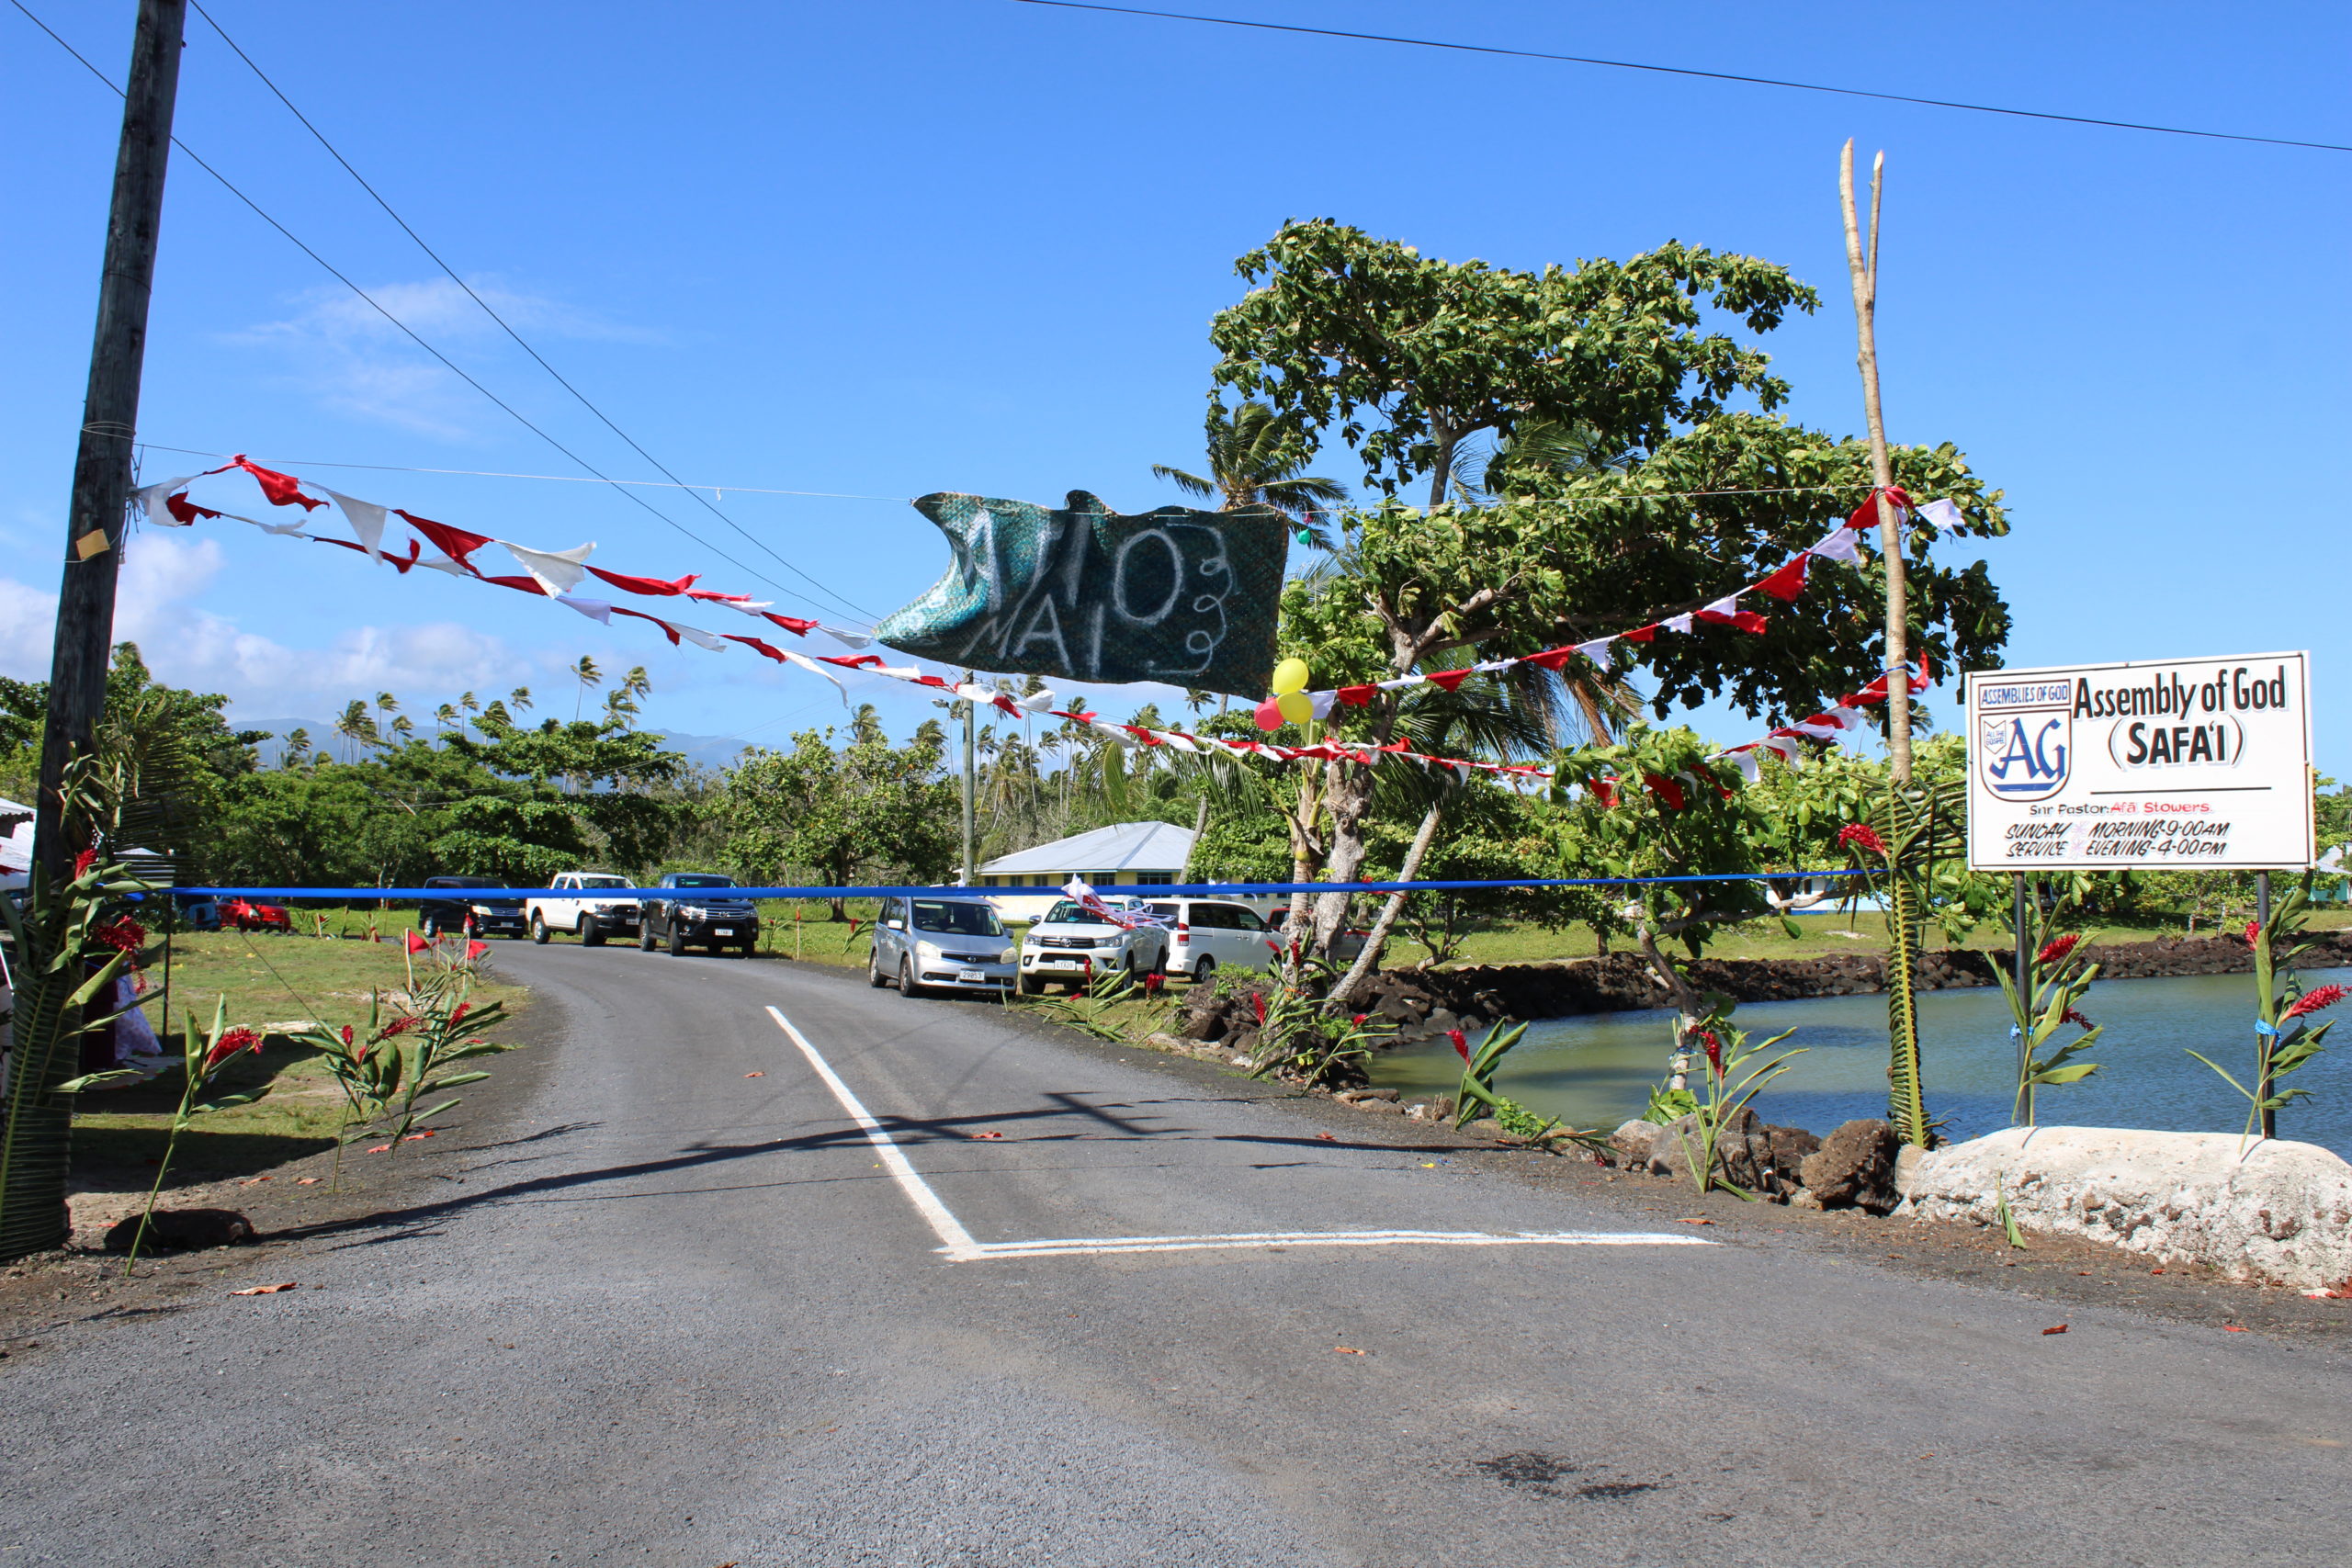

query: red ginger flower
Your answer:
[2063,1009,2094,1031]
[2245,919,2262,946]
[73,846,97,880]
[451,1001,471,1024]
[204,1027,262,1071]
[1838,822,1887,856]
[2037,933,2081,966]
[1447,1028,1469,1061]
[1693,1028,1724,1075]
[92,916,146,954]
[379,1015,419,1038]
[1251,993,1265,1026]
[340,1025,355,1046]
[1351,1013,1367,1028]
[2284,985,2346,1021]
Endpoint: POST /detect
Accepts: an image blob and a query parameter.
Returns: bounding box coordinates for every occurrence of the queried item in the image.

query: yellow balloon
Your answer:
[1276,690,1315,724]
[1271,657,1311,694]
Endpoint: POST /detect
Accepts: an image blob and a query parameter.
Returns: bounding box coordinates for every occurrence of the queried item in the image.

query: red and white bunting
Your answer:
[1297,487,1932,717]
[135,457,878,683]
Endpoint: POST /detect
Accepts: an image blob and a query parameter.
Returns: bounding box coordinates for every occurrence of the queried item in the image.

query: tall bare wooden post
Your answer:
[1838,141,1910,784]
[32,0,188,880]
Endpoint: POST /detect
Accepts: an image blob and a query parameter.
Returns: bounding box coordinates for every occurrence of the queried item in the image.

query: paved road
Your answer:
[6,943,2347,1566]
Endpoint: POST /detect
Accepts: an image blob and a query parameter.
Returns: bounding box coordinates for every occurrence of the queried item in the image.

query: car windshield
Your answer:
[911,900,1003,936]
[576,875,628,889]
[671,874,735,888]
[1037,898,1111,928]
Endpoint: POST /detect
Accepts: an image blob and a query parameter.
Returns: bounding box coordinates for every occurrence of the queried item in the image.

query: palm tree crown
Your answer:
[1154,400,1349,524]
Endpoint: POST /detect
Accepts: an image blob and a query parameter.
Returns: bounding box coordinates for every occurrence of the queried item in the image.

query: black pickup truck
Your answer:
[639,872,760,956]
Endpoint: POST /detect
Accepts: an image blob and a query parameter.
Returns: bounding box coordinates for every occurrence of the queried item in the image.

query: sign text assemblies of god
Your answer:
[1962,652,2313,872]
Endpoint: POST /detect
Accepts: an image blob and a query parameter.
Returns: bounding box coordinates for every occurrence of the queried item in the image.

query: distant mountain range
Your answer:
[233,718,764,773]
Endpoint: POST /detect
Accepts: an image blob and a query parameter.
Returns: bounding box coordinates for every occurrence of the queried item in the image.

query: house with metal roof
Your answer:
[976,820,1197,921]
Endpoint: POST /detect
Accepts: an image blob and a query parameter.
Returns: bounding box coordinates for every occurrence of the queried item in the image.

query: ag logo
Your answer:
[1980,712,2071,801]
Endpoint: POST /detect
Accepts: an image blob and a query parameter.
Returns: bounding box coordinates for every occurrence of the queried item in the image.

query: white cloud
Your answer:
[0,533,534,713]
[228,276,656,436]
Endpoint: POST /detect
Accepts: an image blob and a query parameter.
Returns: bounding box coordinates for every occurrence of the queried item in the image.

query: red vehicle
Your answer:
[219,897,291,933]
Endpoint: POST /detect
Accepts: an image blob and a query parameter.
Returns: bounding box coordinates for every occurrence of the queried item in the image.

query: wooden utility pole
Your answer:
[31,0,187,882]
[1838,140,1911,784]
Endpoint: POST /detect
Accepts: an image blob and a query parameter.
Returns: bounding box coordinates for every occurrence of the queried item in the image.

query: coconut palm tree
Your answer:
[333,700,379,763]
[1154,400,1349,541]
[458,690,481,739]
[570,656,603,720]
[508,686,534,719]
[282,728,313,767]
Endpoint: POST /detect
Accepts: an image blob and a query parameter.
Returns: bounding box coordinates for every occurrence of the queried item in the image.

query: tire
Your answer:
[898,959,922,998]
[581,915,605,948]
[869,948,890,987]
[1017,973,1042,995]
[421,915,439,941]
[531,914,549,945]
[1192,955,1216,985]
[667,924,685,957]
[639,921,656,951]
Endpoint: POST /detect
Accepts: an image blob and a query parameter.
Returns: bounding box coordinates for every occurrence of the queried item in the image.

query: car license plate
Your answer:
[957,968,985,984]
[712,928,734,936]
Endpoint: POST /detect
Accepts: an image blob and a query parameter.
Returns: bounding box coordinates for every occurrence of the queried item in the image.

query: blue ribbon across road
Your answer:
[145,870,1874,902]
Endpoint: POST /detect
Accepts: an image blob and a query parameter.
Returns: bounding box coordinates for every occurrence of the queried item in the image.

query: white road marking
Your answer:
[767,1007,980,1259]
[767,1009,1717,1264]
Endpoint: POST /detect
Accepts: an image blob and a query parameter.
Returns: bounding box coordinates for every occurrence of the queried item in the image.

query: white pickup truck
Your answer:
[526,871,643,947]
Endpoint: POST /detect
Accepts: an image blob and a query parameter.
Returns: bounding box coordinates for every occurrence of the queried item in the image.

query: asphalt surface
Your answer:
[5,942,2348,1567]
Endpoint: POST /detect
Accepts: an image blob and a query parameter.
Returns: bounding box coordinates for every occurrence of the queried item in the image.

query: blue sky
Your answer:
[3,1,2345,769]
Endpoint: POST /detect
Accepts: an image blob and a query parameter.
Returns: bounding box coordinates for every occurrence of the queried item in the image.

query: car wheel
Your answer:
[868,948,889,987]
[420,915,438,941]
[581,915,605,948]
[531,914,549,945]
[898,959,922,998]
[1016,974,1042,995]
[667,925,685,957]
[639,922,656,951]
[1192,955,1216,985]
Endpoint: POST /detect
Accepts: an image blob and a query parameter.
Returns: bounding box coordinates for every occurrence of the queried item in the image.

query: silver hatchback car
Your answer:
[868,895,1017,998]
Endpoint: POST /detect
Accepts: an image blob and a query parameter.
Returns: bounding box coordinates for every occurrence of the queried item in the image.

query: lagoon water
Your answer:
[1371,965,2352,1158]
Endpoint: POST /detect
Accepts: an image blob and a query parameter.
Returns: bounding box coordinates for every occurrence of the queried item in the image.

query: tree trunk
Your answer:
[1634,921,1707,1089]
[1326,798,1444,1010]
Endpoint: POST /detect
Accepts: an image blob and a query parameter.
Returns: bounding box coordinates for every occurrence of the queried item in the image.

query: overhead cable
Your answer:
[1012,1,2352,154]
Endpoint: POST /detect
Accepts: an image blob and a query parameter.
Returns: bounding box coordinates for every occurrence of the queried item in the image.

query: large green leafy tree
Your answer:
[1210,220,2011,954]
[1,645,266,877]
[718,728,958,916]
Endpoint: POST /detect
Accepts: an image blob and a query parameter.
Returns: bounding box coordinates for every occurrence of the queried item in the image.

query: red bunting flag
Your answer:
[231,455,325,512]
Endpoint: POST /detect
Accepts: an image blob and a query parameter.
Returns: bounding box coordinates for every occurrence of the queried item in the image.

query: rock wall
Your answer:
[1353,931,2352,1032]
[1898,1125,2352,1289]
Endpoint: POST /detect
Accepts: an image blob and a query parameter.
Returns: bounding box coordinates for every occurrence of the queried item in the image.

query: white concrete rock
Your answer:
[1900,1126,2352,1289]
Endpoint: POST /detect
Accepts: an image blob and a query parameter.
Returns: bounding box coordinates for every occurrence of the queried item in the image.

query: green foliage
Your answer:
[1842,777,1966,1147]
[1245,987,1388,1089]
[1993,898,2106,1126]
[0,765,160,1261]
[1547,723,1768,958]
[1666,1018,1806,1200]
[292,950,519,1179]
[1212,219,1816,505]
[92,998,277,1269]
[2187,875,2338,1144]
[718,726,957,896]
[1452,1019,1531,1128]
[1152,398,1350,528]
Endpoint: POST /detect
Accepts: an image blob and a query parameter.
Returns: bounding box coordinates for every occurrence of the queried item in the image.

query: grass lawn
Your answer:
[70,930,530,1183]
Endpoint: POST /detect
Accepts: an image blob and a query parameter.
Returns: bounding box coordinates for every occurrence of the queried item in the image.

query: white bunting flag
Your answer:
[503,540,595,597]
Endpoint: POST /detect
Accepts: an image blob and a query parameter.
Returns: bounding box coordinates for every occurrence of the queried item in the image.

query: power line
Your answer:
[129,440,910,500]
[7,0,876,626]
[185,2,879,621]
[1012,1,2352,155]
